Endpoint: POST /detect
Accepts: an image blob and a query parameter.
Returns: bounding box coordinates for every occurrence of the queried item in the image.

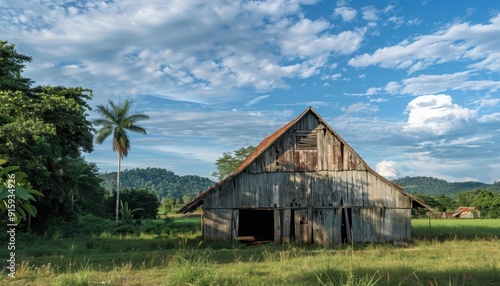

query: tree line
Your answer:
[100,167,215,203]
[394,176,500,218]
[393,176,500,196]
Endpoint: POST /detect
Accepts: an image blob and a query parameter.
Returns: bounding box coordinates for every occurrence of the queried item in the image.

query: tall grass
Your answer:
[2,217,499,285]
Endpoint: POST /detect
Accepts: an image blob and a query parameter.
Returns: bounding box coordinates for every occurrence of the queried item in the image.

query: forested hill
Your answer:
[392,176,500,196]
[100,168,215,200]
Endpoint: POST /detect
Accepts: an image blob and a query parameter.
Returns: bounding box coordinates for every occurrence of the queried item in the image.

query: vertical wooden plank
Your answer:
[308,112,318,130]
[203,209,214,242]
[334,139,343,170]
[343,146,348,170]
[282,209,291,243]
[232,209,239,241]
[335,171,349,206]
[288,172,298,208]
[295,208,312,244]
[350,208,359,243]
[331,208,340,244]
[360,171,368,207]
[317,124,330,171]
[274,209,282,243]
[326,129,335,171]
[312,209,326,246]
[281,128,295,171]
[293,172,305,208]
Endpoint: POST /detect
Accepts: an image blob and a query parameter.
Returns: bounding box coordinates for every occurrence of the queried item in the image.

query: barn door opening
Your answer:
[238,209,274,245]
[341,208,352,244]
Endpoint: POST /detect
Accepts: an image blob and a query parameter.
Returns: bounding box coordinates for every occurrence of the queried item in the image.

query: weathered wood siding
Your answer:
[201,111,413,244]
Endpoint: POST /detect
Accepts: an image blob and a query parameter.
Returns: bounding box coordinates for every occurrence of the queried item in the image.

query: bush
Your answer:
[112,225,135,236]
[45,214,113,237]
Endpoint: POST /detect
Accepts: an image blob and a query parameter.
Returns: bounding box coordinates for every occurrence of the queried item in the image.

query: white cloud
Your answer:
[384,81,401,94]
[366,87,381,95]
[376,160,399,178]
[348,14,500,73]
[245,95,270,106]
[402,72,470,95]
[404,94,477,135]
[361,6,378,21]
[401,71,500,95]
[333,6,357,22]
[342,102,378,114]
[478,112,500,123]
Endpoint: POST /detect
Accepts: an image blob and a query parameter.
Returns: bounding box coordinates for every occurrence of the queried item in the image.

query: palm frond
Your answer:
[95,126,113,144]
[126,125,148,135]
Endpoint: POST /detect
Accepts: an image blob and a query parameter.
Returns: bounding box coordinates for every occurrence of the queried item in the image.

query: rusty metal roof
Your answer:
[180,107,431,213]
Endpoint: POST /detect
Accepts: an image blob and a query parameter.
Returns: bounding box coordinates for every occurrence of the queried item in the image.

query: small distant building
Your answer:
[451,207,480,219]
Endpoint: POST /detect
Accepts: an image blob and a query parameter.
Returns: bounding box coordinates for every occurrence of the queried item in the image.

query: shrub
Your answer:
[112,225,135,236]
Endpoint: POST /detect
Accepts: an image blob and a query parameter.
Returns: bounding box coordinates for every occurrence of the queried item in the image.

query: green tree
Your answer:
[470,190,495,217]
[161,196,178,215]
[457,190,479,207]
[65,157,101,212]
[0,40,33,91]
[93,99,150,224]
[116,187,159,219]
[435,195,456,212]
[119,200,143,224]
[212,145,255,181]
[1,42,105,232]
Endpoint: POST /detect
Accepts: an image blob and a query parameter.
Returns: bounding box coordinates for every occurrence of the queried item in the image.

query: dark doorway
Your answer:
[238,209,274,245]
[341,208,352,244]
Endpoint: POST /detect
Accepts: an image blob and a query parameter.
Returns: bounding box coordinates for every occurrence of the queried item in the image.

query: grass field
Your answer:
[1,217,499,286]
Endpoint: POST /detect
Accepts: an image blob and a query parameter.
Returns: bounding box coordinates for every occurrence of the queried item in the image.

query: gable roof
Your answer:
[180,107,431,213]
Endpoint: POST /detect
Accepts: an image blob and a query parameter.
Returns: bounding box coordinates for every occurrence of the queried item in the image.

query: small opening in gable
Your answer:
[295,130,317,151]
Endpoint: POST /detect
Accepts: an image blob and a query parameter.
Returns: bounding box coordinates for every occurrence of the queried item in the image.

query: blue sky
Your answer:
[2,0,500,183]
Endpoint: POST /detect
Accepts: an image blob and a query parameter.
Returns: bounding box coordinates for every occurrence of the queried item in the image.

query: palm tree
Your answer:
[66,157,92,212]
[92,99,150,224]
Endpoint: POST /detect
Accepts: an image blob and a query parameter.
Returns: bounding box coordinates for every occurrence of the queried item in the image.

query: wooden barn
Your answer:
[180,107,430,245]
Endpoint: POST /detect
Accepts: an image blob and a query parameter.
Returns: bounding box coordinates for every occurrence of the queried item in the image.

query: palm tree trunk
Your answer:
[116,152,121,225]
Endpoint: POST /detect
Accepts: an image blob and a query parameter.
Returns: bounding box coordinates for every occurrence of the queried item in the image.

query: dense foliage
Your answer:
[0,159,43,224]
[0,40,108,231]
[107,187,160,219]
[100,167,214,202]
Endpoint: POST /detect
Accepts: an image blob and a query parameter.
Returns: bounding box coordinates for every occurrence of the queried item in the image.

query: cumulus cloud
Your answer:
[404,94,477,135]
[361,6,378,21]
[333,6,357,22]
[376,160,399,178]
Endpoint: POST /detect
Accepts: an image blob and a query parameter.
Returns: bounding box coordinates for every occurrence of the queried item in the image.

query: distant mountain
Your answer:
[392,176,500,196]
[100,167,215,200]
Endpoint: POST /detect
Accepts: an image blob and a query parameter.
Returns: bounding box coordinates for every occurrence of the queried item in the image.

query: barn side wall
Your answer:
[201,112,413,244]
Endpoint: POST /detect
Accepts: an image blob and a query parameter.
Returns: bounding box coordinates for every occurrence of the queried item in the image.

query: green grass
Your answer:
[1,217,499,285]
[412,218,500,240]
